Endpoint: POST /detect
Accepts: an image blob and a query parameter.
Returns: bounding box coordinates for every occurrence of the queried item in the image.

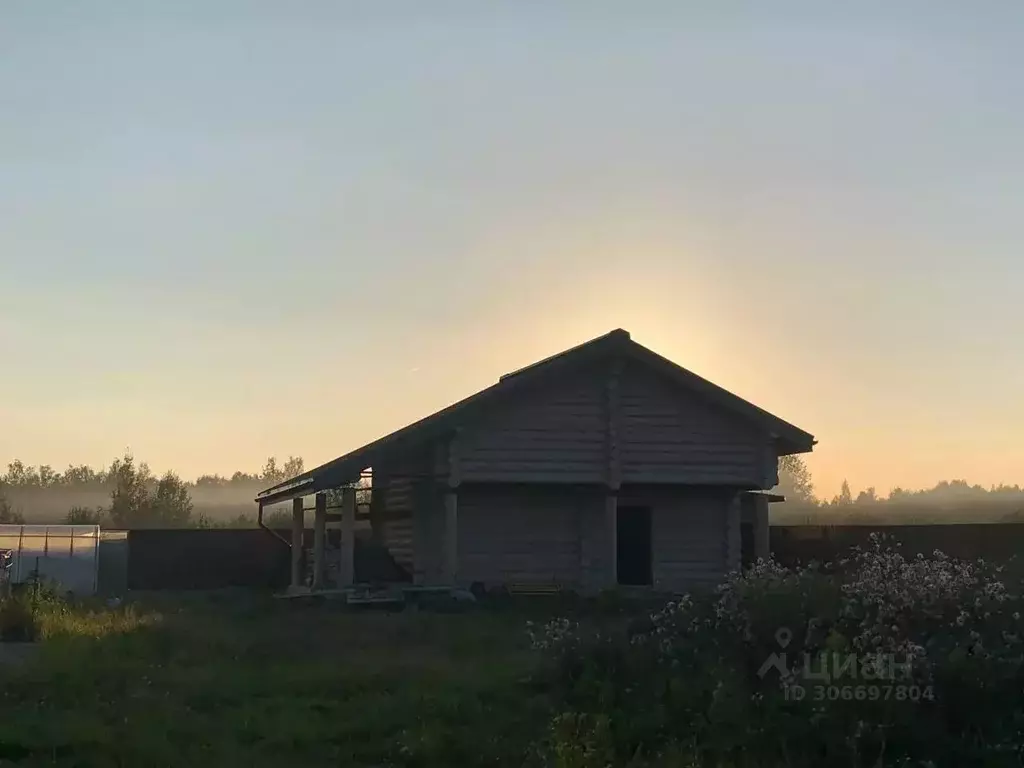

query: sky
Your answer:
[2,1,1022,499]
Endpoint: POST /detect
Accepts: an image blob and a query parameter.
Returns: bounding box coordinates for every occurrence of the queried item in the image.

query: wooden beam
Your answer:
[606,357,623,491]
[312,492,327,590]
[340,487,355,588]
[290,497,304,589]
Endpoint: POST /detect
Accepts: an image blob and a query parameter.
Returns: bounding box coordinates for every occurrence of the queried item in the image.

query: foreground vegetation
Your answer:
[534,535,1024,767]
[0,591,560,767]
[1,538,1022,767]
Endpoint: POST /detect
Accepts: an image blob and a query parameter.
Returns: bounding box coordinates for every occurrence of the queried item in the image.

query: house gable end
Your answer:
[619,360,776,487]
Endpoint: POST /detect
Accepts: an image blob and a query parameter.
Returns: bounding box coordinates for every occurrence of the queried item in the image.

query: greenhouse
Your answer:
[0,524,100,596]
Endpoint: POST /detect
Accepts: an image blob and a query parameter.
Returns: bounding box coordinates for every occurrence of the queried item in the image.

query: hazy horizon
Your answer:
[3,2,1022,499]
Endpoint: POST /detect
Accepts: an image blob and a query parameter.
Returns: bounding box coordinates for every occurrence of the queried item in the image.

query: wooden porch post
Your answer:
[340,486,355,588]
[290,497,304,590]
[312,492,327,590]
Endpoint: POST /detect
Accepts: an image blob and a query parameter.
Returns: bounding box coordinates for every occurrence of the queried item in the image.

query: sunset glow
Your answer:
[2,3,1022,500]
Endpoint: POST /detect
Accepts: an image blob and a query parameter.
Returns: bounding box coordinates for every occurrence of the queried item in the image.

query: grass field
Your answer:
[4,553,1022,767]
[0,592,574,768]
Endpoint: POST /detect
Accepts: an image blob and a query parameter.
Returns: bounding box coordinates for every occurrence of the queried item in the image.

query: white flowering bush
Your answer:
[532,534,1024,767]
[527,618,581,651]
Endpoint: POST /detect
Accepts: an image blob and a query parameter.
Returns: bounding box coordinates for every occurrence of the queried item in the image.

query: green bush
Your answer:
[0,576,74,642]
[531,535,1024,767]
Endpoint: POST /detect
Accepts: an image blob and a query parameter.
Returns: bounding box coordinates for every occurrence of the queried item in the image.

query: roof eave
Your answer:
[775,435,817,456]
[255,476,316,505]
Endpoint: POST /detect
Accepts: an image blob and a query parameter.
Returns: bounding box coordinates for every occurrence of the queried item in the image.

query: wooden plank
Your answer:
[508,583,562,595]
[312,493,326,590]
[457,470,604,484]
[339,487,355,588]
[290,498,304,589]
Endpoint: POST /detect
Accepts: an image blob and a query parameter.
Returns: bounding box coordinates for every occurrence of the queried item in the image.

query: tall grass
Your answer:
[1,579,156,642]
[0,592,553,767]
[34,601,156,640]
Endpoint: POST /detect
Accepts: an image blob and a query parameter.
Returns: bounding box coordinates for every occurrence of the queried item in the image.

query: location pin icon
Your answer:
[775,627,792,648]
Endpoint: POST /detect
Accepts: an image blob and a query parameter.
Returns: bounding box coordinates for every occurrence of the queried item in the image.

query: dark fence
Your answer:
[97,533,128,595]
[124,524,1024,592]
[771,523,1024,567]
[126,528,298,590]
[125,528,410,591]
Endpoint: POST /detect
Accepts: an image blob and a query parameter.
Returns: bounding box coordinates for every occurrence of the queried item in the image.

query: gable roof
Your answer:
[256,329,815,504]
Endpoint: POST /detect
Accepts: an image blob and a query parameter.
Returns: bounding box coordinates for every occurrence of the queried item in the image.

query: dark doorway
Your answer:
[616,506,652,586]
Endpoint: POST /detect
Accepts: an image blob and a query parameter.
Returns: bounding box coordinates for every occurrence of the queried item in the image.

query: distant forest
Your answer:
[0,453,1022,527]
[0,454,306,528]
[773,456,1024,525]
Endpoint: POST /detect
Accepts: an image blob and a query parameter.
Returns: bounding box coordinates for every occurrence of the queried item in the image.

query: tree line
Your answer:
[777,455,1024,506]
[1,455,304,491]
[2,453,1021,527]
[775,455,1024,524]
[0,453,306,528]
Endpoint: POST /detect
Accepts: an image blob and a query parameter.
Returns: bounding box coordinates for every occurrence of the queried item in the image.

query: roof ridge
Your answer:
[498,328,630,382]
[256,326,815,504]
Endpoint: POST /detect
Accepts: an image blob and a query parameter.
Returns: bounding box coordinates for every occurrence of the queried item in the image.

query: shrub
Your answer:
[0,573,75,642]
[0,594,38,641]
[532,534,1024,767]
[0,577,151,643]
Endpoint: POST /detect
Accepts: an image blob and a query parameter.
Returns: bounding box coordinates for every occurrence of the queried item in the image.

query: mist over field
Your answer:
[0,456,299,527]
[0,482,278,525]
[1,453,1022,527]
